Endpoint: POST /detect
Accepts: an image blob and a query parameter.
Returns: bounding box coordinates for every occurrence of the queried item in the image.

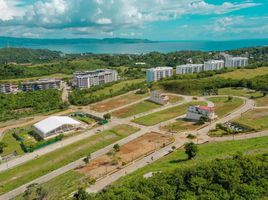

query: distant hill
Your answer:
[0,47,62,64]
[0,36,155,47]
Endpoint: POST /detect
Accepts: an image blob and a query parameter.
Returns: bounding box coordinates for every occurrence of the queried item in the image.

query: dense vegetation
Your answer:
[91,154,267,200]
[0,59,107,80]
[1,46,268,81]
[69,81,146,106]
[0,89,64,121]
[0,48,62,64]
[160,74,268,95]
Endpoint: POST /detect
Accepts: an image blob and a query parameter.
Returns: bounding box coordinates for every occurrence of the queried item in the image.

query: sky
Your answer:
[0,0,268,40]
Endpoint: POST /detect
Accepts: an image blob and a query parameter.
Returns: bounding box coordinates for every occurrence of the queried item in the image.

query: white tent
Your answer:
[33,116,81,138]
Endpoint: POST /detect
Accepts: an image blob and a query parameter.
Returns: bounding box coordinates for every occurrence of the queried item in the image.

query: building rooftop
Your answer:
[74,69,116,78]
[198,106,215,112]
[34,116,81,135]
[204,60,224,64]
[177,64,203,68]
[148,66,173,71]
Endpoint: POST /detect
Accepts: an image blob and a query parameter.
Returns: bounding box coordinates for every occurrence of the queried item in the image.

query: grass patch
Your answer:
[85,79,144,98]
[116,136,268,185]
[91,92,149,112]
[112,101,161,118]
[162,119,201,133]
[0,131,24,157]
[132,101,207,126]
[218,87,263,98]
[14,171,85,200]
[255,95,268,107]
[233,108,268,131]
[216,67,268,79]
[208,96,244,117]
[0,124,139,195]
[167,95,184,104]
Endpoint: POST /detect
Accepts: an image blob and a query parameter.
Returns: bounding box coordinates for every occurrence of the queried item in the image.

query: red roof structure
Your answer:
[198,106,215,112]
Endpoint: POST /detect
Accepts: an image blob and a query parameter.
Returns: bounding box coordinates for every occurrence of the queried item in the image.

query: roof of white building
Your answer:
[34,116,81,135]
[177,64,203,68]
[204,60,224,64]
[148,66,173,71]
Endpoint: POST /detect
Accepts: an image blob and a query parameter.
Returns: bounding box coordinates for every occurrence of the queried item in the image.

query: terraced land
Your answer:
[208,96,244,117]
[0,124,140,195]
[132,101,207,126]
[112,101,161,118]
[90,92,149,112]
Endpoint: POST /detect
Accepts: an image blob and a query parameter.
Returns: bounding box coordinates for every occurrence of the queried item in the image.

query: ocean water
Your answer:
[2,39,268,54]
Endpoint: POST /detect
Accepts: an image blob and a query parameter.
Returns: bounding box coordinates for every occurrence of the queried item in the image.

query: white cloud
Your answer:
[0,0,262,38]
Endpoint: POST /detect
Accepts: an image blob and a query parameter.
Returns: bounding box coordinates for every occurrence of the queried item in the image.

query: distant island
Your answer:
[0,36,156,46]
[1,36,268,54]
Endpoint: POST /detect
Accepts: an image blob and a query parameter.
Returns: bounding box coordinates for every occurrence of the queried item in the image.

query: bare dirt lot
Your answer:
[77,132,174,179]
[90,93,148,112]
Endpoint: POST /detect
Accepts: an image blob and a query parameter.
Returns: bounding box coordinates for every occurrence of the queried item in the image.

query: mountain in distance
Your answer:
[0,36,156,47]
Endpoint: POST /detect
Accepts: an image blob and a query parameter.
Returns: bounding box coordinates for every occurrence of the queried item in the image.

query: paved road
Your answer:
[0,95,261,199]
[85,96,255,193]
[0,125,157,200]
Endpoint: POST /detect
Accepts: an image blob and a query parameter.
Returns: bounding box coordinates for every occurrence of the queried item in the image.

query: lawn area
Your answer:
[167,95,184,104]
[85,79,145,98]
[0,124,139,195]
[116,136,268,185]
[0,131,24,157]
[216,67,268,79]
[255,95,268,107]
[90,92,149,112]
[208,96,244,117]
[161,119,201,133]
[14,171,85,200]
[132,101,207,126]
[112,100,161,118]
[218,87,263,98]
[233,108,268,131]
[0,73,72,84]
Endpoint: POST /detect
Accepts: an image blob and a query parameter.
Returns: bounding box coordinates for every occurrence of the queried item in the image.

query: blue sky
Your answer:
[0,0,268,40]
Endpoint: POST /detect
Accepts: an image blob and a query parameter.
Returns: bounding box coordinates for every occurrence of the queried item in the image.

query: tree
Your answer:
[103,113,111,120]
[113,144,120,152]
[23,183,47,200]
[228,96,233,101]
[83,153,91,165]
[0,142,7,154]
[73,187,90,200]
[184,142,198,160]
[197,116,210,125]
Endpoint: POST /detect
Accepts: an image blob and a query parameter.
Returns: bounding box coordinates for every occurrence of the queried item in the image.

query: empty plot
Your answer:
[162,119,201,133]
[208,96,244,117]
[233,108,268,131]
[90,92,148,112]
[216,67,268,79]
[132,101,207,126]
[112,100,161,118]
[78,132,173,179]
[218,88,263,98]
[255,96,268,107]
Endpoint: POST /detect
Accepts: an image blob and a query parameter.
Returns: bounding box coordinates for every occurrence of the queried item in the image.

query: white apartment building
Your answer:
[0,83,18,94]
[21,79,62,92]
[204,60,225,71]
[176,64,204,74]
[74,69,118,88]
[146,67,173,82]
[225,56,248,68]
